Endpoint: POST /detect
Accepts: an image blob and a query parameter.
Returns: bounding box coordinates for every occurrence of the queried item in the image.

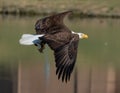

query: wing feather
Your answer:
[54,34,79,82]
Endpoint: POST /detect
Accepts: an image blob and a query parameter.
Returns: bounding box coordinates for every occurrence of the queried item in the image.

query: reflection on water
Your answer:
[0,15,120,93]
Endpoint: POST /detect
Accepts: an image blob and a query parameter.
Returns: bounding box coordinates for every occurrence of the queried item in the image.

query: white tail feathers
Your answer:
[19,34,44,45]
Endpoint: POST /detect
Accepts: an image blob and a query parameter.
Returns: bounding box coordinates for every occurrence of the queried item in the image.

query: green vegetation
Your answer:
[0,0,120,18]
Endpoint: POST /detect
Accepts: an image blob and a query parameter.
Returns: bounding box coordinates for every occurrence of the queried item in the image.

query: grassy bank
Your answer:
[0,0,120,18]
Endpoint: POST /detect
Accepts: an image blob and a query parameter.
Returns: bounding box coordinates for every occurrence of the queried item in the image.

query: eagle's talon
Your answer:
[38,42,45,53]
[38,49,43,53]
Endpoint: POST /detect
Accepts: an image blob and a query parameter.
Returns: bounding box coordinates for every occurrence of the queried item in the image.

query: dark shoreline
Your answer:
[1,11,120,19]
[1,6,120,19]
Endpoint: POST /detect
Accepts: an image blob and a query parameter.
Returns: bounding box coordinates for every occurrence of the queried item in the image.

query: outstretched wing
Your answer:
[54,34,79,82]
[35,11,72,34]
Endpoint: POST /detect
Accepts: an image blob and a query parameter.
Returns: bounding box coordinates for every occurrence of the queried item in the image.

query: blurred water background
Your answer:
[0,15,120,93]
[1,0,120,93]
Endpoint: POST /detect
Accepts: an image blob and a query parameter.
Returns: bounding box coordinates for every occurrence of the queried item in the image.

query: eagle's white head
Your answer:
[72,31,88,39]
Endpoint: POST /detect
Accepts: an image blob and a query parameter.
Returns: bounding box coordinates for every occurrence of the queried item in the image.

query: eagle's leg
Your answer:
[39,41,46,53]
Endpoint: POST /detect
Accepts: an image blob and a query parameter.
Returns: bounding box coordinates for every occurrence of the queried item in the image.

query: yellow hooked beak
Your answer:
[82,34,88,39]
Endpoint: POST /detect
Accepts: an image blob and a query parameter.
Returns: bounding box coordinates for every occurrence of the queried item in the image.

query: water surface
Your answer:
[0,15,120,93]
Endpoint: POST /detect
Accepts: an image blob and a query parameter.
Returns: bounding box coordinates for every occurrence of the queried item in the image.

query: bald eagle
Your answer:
[19,11,88,82]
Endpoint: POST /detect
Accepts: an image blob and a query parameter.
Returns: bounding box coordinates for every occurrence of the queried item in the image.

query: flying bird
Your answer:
[19,11,88,82]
